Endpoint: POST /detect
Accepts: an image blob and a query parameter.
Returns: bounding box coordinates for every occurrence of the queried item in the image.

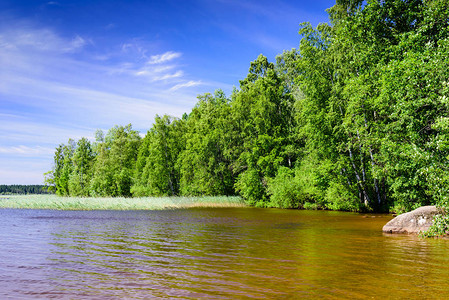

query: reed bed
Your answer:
[0,195,246,210]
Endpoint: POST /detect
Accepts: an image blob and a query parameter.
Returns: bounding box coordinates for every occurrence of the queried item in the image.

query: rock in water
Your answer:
[383,206,443,234]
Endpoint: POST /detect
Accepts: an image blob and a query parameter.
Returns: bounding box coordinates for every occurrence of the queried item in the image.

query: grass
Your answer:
[0,194,246,210]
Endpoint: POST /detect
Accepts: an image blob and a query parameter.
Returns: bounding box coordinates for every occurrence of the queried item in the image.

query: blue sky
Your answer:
[0,0,334,184]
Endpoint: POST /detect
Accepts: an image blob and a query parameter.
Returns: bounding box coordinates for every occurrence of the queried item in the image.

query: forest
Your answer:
[45,0,449,214]
[0,185,52,195]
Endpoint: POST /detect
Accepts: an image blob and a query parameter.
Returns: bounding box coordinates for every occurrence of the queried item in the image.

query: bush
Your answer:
[324,181,361,211]
[421,214,449,237]
[267,167,301,208]
[235,168,267,207]
[303,202,319,210]
[130,184,151,197]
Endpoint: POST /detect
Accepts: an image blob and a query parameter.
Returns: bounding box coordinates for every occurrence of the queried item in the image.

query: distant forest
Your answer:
[0,185,53,195]
[45,0,449,213]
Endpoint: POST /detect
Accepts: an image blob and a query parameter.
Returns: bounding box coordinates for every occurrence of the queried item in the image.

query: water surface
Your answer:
[1,208,448,299]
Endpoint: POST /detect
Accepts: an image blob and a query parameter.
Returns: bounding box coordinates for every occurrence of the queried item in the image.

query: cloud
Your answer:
[133,67,183,81]
[0,73,194,133]
[0,115,94,145]
[67,35,87,51]
[121,42,147,58]
[148,51,182,64]
[152,70,184,81]
[0,158,52,185]
[0,19,208,184]
[170,80,203,91]
[0,26,87,54]
[117,49,185,82]
[0,145,55,156]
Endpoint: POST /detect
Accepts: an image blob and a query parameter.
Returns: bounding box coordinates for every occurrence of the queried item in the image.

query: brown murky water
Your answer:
[1,208,448,299]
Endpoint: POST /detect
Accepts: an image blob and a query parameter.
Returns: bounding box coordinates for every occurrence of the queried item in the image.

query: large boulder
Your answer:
[383,206,443,234]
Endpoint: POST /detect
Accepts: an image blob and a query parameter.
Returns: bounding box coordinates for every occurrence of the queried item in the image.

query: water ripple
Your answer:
[1,208,449,298]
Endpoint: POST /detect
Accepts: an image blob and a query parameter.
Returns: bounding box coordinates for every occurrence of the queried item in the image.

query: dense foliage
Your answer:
[45,0,449,215]
[0,185,53,195]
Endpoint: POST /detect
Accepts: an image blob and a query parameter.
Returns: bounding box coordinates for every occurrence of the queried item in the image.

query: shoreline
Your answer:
[0,195,246,210]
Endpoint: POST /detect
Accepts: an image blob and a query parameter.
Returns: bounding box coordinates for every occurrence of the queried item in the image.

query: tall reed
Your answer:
[0,195,246,210]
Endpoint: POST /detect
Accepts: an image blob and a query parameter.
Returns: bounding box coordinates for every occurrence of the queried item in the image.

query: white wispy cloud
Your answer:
[148,51,181,64]
[0,158,53,185]
[67,35,87,52]
[133,66,183,81]
[0,116,93,145]
[0,20,208,184]
[170,80,203,91]
[0,145,55,156]
[116,49,186,82]
[121,42,147,58]
[0,26,87,54]
[152,70,184,81]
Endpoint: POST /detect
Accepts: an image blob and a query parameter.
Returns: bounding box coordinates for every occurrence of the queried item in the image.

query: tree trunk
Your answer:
[348,145,370,206]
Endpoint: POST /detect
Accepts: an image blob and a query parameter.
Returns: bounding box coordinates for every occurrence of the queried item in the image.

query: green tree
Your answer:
[90,124,141,196]
[330,0,449,212]
[178,91,235,196]
[291,21,364,210]
[232,54,296,206]
[46,139,76,196]
[132,115,185,196]
[68,137,95,196]
[286,0,448,211]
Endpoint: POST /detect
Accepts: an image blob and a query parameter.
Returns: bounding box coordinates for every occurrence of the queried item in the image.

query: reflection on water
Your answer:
[1,208,448,299]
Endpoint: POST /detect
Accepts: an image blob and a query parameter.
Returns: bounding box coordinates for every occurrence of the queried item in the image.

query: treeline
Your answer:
[0,185,53,195]
[45,0,449,213]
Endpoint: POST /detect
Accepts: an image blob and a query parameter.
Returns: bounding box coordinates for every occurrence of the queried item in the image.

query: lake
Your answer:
[1,208,448,299]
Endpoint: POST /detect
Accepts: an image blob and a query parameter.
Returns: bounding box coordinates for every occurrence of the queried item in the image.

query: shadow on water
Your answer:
[0,208,448,299]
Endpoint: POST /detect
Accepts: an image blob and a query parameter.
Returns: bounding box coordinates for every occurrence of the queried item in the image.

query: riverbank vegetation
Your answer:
[44,0,449,215]
[0,195,245,210]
